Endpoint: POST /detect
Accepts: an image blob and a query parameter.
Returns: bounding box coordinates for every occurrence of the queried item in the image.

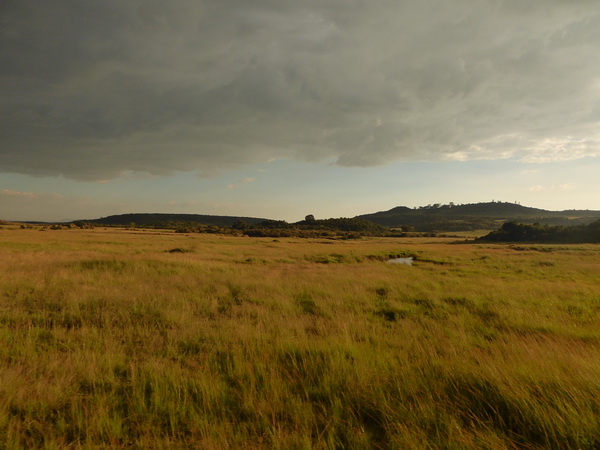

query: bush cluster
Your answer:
[478,220,600,243]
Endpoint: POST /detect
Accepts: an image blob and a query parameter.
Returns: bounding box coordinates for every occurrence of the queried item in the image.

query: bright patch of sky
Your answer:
[1,157,598,222]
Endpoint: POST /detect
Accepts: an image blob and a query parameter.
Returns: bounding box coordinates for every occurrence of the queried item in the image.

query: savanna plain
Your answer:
[1,225,599,449]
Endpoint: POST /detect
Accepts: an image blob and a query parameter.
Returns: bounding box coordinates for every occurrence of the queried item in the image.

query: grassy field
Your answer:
[1,226,599,448]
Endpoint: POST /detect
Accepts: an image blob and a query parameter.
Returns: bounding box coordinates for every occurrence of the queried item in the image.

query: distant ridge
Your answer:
[357,202,600,231]
[82,213,268,227]
[73,202,600,232]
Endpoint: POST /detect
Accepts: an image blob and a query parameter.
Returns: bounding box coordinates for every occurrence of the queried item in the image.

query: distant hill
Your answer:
[81,213,268,228]
[75,202,600,233]
[357,202,600,232]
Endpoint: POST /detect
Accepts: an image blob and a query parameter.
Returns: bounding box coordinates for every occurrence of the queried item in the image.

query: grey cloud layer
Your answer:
[2,0,600,180]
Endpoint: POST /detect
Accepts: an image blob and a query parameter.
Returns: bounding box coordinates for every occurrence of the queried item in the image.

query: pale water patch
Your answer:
[387,257,413,265]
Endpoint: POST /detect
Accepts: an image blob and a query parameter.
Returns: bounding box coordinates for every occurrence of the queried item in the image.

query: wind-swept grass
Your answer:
[1,228,599,447]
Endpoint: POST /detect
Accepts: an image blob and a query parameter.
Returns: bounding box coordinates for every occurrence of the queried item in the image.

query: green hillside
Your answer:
[358,202,600,231]
[74,202,600,234]
[83,213,268,228]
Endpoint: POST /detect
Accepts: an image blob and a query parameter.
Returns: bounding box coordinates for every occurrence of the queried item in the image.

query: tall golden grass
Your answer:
[1,226,599,448]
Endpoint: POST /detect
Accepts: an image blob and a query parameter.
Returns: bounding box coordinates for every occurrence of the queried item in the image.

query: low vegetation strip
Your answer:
[0,229,599,448]
[479,219,600,243]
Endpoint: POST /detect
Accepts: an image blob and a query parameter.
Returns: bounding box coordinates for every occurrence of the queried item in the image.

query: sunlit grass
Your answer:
[1,228,599,447]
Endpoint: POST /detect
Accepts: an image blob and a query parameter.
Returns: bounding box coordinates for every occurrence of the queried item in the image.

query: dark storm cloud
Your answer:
[1,0,600,180]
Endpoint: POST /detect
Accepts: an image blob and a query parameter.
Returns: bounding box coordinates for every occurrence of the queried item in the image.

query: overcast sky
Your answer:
[1,0,599,221]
